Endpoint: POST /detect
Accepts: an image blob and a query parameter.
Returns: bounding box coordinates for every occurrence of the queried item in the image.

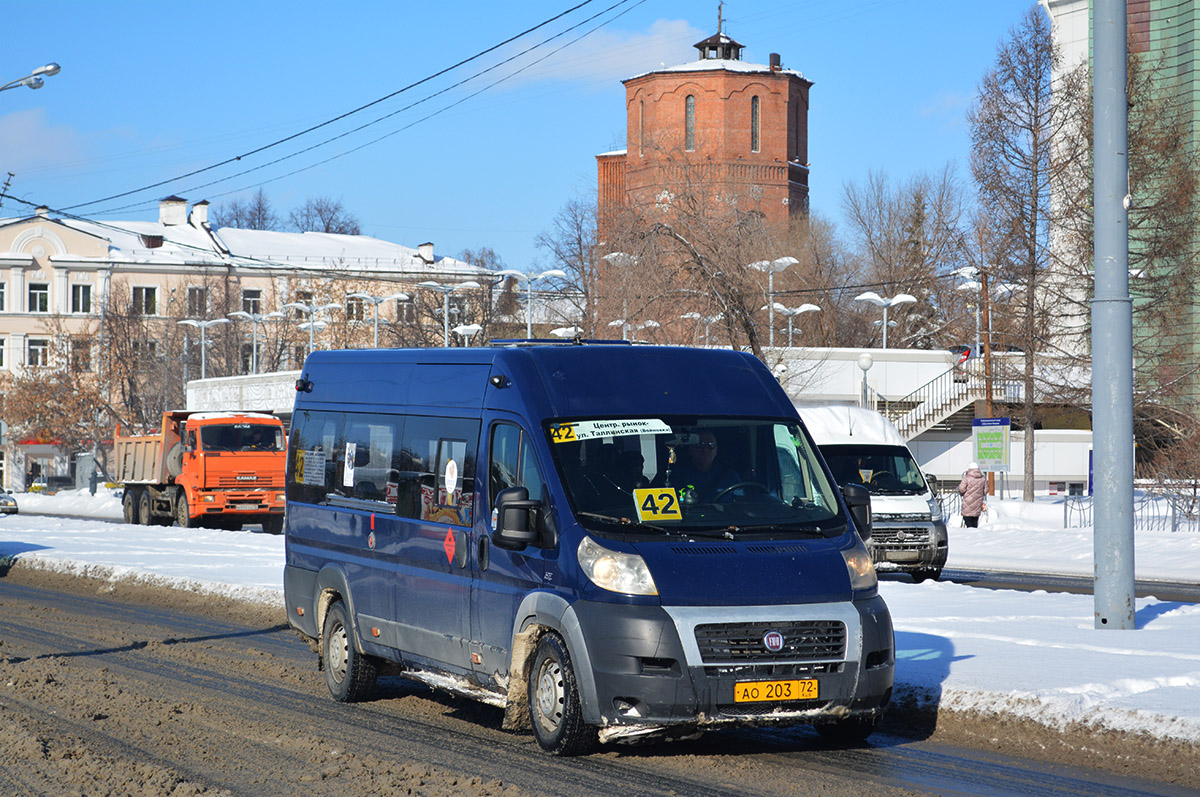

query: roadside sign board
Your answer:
[973,417,1011,473]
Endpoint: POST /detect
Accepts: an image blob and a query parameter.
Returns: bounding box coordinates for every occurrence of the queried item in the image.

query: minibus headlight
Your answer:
[928,496,944,523]
[578,536,658,596]
[842,538,877,591]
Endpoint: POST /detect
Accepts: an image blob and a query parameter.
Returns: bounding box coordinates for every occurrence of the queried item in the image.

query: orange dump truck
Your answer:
[114,410,286,532]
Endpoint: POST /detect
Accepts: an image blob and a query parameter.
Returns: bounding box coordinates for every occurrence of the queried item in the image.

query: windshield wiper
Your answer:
[577,511,674,535]
[724,523,830,537]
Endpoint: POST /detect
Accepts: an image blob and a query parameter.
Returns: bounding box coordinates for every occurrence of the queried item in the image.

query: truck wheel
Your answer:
[261,515,283,535]
[138,491,154,526]
[176,495,194,528]
[321,600,376,702]
[529,633,597,756]
[816,714,879,746]
[122,489,138,524]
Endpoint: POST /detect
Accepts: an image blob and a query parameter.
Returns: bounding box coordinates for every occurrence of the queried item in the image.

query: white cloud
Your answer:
[0,108,91,176]
[920,91,972,119]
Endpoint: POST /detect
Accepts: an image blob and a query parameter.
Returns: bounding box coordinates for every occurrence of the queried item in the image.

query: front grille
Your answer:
[694,620,846,664]
[872,512,929,522]
[870,526,931,546]
[216,473,284,489]
[704,661,843,678]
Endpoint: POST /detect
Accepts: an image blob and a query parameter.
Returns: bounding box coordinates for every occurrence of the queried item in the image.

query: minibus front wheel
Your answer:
[529,633,597,756]
[321,600,377,702]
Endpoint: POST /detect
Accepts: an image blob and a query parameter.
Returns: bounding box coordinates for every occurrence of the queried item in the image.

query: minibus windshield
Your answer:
[545,416,844,535]
[821,444,928,495]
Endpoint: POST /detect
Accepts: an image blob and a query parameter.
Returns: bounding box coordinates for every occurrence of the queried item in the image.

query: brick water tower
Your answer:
[597,25,813,242]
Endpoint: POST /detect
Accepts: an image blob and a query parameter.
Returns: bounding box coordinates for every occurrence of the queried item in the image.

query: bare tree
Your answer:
[289,196,361,235]
[536,197,600,336]
[968,7,1074,501]
[212,188,279,230]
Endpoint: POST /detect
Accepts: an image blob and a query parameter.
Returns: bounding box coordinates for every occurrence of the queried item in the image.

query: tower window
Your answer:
[685,95,696,151]
[751,96,760,153]
[639,100,645,156]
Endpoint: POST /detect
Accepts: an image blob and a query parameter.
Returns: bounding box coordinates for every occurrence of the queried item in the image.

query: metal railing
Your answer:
[1064,482,1200,532]
[880,359,988,439]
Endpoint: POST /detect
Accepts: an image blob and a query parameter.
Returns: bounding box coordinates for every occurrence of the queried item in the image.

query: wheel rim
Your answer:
[534,658,565,732]
[328,622,349,684]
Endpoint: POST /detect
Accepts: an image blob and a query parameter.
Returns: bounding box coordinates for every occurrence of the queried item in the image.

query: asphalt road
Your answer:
[0,568,1194,796]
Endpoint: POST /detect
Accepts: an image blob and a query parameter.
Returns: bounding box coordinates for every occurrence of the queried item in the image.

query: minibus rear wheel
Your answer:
[529,633,596,756]
[322,600,376,702]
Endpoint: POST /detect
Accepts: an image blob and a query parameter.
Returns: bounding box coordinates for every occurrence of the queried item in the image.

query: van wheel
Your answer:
[122,489,138,524]
[912,568,941,583]
[261,515,283,535]
[176,495,194,528]
[529,633,596,756]
[322,601,376,702]
[816,714,879,746]
[138,491,154,526]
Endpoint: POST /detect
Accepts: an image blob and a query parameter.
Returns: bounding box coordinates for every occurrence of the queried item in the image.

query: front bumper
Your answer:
[197,490,285,515]
[569,596,894,739]
[867,520,948,571]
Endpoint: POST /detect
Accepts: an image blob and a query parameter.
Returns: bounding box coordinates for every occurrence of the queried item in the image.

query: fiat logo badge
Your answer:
[763,630,785,652]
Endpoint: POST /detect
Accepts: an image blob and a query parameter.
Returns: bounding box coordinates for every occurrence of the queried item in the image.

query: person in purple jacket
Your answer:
[957,462,988,527]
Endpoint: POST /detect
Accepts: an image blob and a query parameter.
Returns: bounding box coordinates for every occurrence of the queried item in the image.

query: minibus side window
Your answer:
[336,415,403,505]
[489,422,544,508]
[287,410,341,505]
[397,416,479,526]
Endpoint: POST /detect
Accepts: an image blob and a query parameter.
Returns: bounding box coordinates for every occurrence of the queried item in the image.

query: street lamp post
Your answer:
[452,323,483,346]
[853,291,917,349]
[857,352,874,409]
[749,256,798,348]
[632,319,660,343]
[497,269,567,338]
[417,281,481,346]
[284,301,341,360]
[347,291,409,348]
[177,318,230,380]
[0,63,61,94]
[228,310,283,375]
[763,302,821,347]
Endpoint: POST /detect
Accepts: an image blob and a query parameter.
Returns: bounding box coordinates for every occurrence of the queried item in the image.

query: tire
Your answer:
[816,714,879,746]
[529,633,597,756]
[138,491,154,526]
[911,567,942,584]
[261,515,283,535]
[176,494,194,528]
[122,489,138,524]
[321,600,376,702]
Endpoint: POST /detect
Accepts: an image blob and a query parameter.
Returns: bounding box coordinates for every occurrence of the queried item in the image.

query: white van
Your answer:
[796,405,948,582]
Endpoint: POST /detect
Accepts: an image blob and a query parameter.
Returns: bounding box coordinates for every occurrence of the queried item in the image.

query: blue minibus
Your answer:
[283,343,893,755]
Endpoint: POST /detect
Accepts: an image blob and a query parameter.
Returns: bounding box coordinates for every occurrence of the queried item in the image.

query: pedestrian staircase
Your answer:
[880,359,988,440]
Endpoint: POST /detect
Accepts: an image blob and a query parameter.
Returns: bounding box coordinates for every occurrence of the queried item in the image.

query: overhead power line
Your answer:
[62,0,605,213]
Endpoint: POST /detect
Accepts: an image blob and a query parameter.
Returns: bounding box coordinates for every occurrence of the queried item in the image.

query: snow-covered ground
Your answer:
[4,490,1199,744]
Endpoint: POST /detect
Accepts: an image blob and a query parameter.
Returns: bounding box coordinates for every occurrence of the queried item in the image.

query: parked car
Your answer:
[0,488,19,514]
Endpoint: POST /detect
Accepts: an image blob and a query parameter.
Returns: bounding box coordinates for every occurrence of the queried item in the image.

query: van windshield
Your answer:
[544,416,844,536]
[199,423,285,452]
[820,444,928,495]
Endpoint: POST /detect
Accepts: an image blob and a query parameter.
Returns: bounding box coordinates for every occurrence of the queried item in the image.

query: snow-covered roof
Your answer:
[625,58,807,82]
[795,404,907,447]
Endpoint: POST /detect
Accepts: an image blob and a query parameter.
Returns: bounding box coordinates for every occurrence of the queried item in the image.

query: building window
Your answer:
[241,343,254,374]
[0,337,6,368]
[187,286,207,316]
[132,286,157,315]
[0,283,7,312]
[27,338,49,367]
[0,450,6,487]
[639,100,645,156]
[447,296,467,322]
[294,344,308,368]
[293,290,313,305]
[396,296,415,323]
[71,284,92,314]
[28,283,49,313]
[346,296,366,322]
[71,337,92,372]
[131,340,158,365]
[242,288,262,314]
[685,95,696,151]
[751,95,760,153]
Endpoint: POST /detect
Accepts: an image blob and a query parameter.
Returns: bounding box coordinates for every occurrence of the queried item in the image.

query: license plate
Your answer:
[733,679,818,703]
[235,504,261,511]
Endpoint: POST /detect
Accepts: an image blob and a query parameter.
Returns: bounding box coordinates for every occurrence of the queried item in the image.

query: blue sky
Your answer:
[2,0,1035,269]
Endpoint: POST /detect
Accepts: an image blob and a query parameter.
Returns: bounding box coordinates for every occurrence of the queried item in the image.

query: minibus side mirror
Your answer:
[841,483,872,541]
[492,486,541,550]
[924,472,940,494]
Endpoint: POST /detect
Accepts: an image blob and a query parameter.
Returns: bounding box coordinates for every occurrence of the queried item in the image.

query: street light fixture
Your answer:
[284,301,341,360]
[749,256,798,348]
[228,310,284,375]
[417,281,481,346]
[496,269,567,338]
[0,62,61,94]
[347,291,409,348]
[632,319,660,343]
[452,323,483,346]
[550,326,583,339]
[762,302,821,347]
[177,318,230,380]
[606,318,628,341]
[857,352,874,409]
[854,291,917,349]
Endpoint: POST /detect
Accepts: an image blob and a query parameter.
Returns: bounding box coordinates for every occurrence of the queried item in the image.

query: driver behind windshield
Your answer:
[667,431,741,502]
